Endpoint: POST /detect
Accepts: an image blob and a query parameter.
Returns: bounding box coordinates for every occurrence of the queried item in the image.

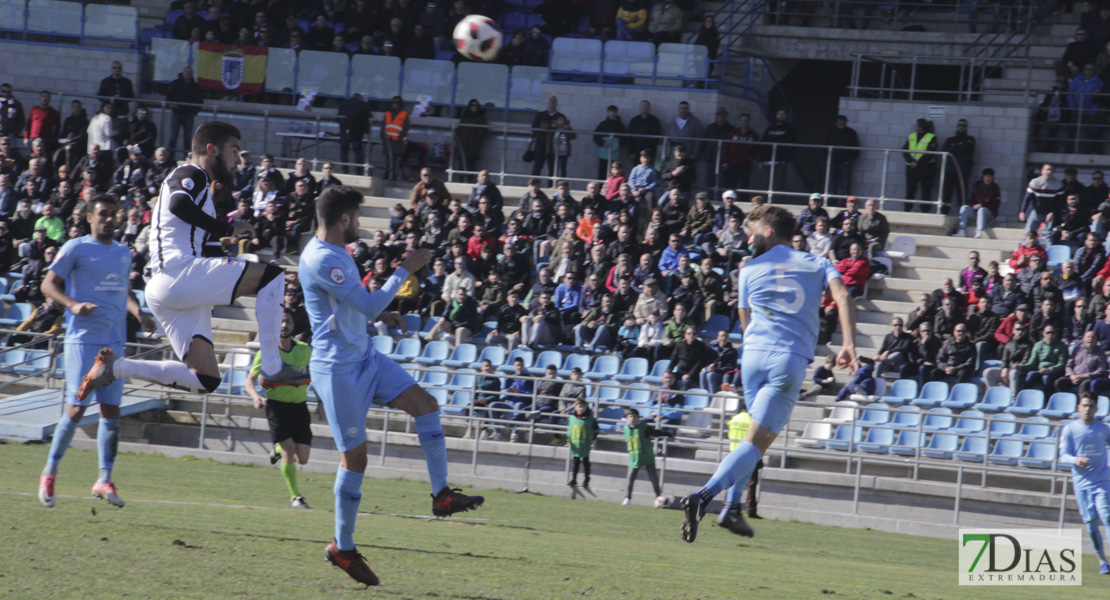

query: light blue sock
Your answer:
[1089,521,1108,564]
[44,414,79,476]
[699,441,762,502]
[723,480,745,506]
[97,418,120,483]
[414,411,448,495]
[334,467,364,551]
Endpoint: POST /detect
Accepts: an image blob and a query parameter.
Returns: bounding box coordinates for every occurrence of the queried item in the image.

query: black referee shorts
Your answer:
[265,399,313,446]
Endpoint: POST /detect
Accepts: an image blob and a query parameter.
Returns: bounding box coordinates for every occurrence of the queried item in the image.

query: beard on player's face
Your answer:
[344,211,360,243]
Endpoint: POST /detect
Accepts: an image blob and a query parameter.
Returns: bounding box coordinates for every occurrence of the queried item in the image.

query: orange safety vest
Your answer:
[384,110,408,141]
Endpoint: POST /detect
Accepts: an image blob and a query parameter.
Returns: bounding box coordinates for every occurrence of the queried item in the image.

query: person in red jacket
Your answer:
[994,303,1031,346]
[24,91,60,150]
[836,242,870,297]
[1008,231,1048,270]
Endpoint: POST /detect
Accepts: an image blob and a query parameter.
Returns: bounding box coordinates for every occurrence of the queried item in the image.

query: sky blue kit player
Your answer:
[1060,392,1110,574]
[299,186,484,587]
[38,194,147,509]
[682,204,858,543]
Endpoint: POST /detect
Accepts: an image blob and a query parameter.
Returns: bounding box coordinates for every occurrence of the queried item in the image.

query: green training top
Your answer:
[249,341,311,403]
[624,422,655,468]
[568,413,596,458]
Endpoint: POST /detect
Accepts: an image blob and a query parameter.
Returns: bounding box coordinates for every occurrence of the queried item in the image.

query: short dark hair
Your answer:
[747,204,795,243]
[192,120,242,156]
[982,168,994,176]
[316,186,362,228]
[91,193,119,212]
[1081,390,1097,404]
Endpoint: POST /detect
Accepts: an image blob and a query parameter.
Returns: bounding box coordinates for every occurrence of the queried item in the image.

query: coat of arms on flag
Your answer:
[197,43,268,95]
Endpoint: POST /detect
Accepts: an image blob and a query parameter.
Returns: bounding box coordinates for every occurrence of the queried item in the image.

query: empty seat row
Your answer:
[826,423,1065,469]
[879,380,1094,419]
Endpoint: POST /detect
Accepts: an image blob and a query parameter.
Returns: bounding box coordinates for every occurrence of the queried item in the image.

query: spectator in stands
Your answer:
[702,107,733,189]
[574,292,620,350]
[940,119,976,214]
[805,216,832,259]
[1057,330,1107,393]
[425,286,479,344]
[1076,232,1107,293]
[1065,298,1094,349]
[0,85,22,149]
[380,96,410,181]
[626,100,661,168]
[1031,270,1065,314]
[647,0,684,44]
[873,316,913,378]
[229,150,256,203]
[1021,163,1065,234]
[552,115,576,181]
[86,103,117,157]
[521,290,560,347]
[455,100,487,178]
[1010,231,1048,272]
[933,297,965,340]
[827,218,864,262]
[984,321,1032,393]
[626,149,658,215]
[1055,194,1092,249]
[522,25,550,67]
[836,242,869,298]
[968,296,1000,349]
[693,15,720,63]
[593,105,626,181]
[1031,298,1064,341]
[487,290,526,349]
[498,29,526,66]
[669,325,710,384]
[824,115,860,200]
[722,113,758,195]
[125,109,157,160]
[760,108,799,195]
[0,173,13,216]
[1059,28,1101,78]
[528,97,564,183]
[248,200,287,264]
[902,321,942,383]
[957,168,1000,238]
[830,195,861,231]
[957,250,986,293]
[1015,325,1068,392]
[407,24,435,59]
[649,369,687,429]
[97,62,135,122]
[173,2,206,40]
[902,118,938,213]
[615,0,648,40]
[335,93,370,176]
[24,91,59,151]
[796,193,827,235]
[663,102,704,163]
[834,358,876,402]
[698,329,737,392]
[1068,63,1106,154]
[857,198,889,254]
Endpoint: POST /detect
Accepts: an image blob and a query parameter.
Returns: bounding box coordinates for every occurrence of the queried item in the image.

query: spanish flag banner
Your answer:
[197,43,268,95]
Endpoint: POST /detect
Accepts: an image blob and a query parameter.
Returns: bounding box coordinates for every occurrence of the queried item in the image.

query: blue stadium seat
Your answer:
[1019,442,1058,469]
[387,337,421,362]
[1040,392,1077,419]
[442,343,478,369]
[414,340,450,365]
[921,407,954,431]
[528,350,563,376]
[1046,244,1072,268]
[558,353,591,377]
[501,11,527,32]
[698,314,731,340]
[613,357,649,382]
[911,381,949,408]
[372,335,394,355]
[949,409,986,435]
[988,413,1017,437]
[643,359,671,385]
[0,349,26,373]
[594,382,621,403]
[470,345,507,370]
[215,365,249,395]
[683,388,711,410]
[428,388,449,407]
[499,348,535,373]
[585,354,620,380]
[420,368,450,386]
[857,402,891,426]
[953,435,988,463]
[880,379,918,406]
[618,382,652,406]
[0,302,32,327]
[826,424,862,451]
[988,439,1024,466]
[597,405,627,431]
[940,383,979,410]
[889,405,922,429]
[729,319,744,343]
[891,430,924,456]
[446,369,477,392]
[1009,389,1045,416]
[921,432,958,459]
[975,386,1012,412]
[858,427,895,454]
[391,313,422,336]
[441,391,472,417]
[1099,396,1110,420]
[1012,416,1052,440]
[12,349,52,376]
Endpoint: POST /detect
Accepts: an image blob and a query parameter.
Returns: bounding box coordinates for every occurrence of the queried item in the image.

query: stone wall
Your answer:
[0,40,142,101]
[837,97,1030,220]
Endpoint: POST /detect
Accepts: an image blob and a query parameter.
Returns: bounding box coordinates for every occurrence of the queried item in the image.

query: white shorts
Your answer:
[145,257,248,360]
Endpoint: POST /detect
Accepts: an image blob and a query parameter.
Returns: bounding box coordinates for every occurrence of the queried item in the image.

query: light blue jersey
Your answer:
[49,236,132,345]
[299,236,408,371]
[1061,420,1110,489]
[736,244,841,362]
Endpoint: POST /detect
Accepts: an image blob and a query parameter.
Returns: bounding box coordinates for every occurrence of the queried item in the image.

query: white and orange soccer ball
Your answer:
[654,495,671,509]
[453,14,503,62]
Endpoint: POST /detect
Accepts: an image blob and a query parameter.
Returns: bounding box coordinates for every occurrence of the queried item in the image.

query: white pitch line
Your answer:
[0,490,495,521]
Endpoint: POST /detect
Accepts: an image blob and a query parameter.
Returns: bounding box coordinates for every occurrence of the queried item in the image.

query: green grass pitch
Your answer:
[0,441,1105,599]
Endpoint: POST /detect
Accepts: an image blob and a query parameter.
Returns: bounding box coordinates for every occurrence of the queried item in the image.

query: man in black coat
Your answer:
[97,61,135,120]
[931,324,977,383]
[873,316,914,378]
[165,66,203,159]
[659,144,697,195]
[626,99,661,166]
[593,105,626,180]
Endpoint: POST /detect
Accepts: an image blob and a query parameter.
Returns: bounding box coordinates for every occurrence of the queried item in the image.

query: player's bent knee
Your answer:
[196,373,222,394]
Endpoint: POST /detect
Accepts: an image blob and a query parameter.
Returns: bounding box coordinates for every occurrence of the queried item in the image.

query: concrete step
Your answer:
[893,254,1008,270]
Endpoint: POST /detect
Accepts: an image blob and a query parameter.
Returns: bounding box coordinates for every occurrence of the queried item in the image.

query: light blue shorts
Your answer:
[310,347,419,452]
[1074,481,1110,524]
[65,342,125,407]
[741,349,810,436]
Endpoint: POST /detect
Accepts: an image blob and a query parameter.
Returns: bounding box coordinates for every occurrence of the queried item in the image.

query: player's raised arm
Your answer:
[827,277,859,372]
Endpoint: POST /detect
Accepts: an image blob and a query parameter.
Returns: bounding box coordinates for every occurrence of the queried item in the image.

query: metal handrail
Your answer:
[849,53,1035,102]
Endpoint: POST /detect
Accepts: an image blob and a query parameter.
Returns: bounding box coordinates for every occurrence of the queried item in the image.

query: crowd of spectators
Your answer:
[163,0,715,68]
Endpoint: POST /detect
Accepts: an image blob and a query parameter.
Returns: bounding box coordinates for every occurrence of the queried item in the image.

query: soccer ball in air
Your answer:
[654,495,671,509]
[453,15,503,62]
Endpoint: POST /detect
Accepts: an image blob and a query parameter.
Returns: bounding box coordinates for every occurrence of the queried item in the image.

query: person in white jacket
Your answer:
[86,102,117,155]
[637,308,666,356]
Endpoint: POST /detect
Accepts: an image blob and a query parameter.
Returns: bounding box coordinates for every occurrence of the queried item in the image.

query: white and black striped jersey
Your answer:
[151,163,232,272]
